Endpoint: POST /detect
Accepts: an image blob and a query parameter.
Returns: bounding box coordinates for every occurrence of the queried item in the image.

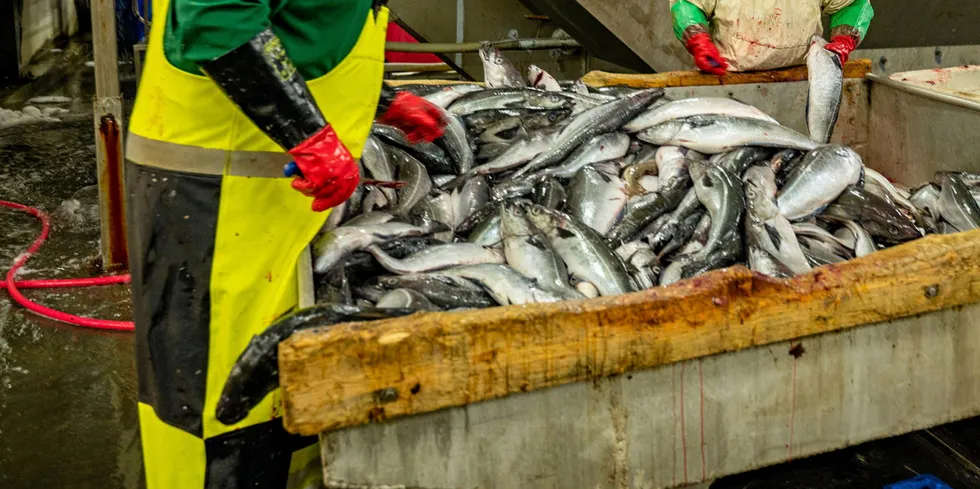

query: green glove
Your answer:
[830,0,875,41]
[671,0,710,42]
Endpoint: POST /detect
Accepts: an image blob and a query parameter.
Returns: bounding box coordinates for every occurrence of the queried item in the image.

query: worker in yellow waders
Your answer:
[124,0,446,487]
[670,0,875,74]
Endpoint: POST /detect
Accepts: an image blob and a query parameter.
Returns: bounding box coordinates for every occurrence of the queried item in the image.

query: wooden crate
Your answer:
[279,62,980,488]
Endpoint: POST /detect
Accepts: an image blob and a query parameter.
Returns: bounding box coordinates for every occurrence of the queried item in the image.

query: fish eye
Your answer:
[495,58,504,65]
[889,224,900,235]
[549,113,558,121]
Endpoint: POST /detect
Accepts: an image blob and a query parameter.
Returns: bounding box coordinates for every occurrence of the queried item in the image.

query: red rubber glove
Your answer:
[825,35,857,65]
[288,125,359,212]
[377,92,446,143]
[685,32,729,76]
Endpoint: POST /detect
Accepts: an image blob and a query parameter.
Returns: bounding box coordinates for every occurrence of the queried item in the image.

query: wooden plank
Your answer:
[280,228,980,436]
[384,79,482,87]
[581,59,872,88]
[319,303,980,489]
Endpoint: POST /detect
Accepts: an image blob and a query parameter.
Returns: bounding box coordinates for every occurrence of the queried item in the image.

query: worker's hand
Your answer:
[377,92,446,143]
[685,32,728,76]
[825,35,857,66]
[288,125,359,212]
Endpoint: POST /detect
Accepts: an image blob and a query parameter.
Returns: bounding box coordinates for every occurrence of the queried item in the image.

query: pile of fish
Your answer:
[309,41,978,311]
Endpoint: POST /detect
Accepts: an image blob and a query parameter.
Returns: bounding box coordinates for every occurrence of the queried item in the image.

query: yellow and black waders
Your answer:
[124,0,387,487]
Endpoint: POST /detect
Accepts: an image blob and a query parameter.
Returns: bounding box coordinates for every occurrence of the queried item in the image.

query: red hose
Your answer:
[1,199,135,331]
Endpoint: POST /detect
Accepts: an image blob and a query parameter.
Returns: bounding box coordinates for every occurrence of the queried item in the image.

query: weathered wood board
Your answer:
[280,228,980,436]
[317,301,980,489]
[581,59,872,88]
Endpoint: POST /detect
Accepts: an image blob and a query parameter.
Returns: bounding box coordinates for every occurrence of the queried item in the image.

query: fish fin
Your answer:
[764,223,782,250]
[526,235,549,251]
[556,227,576,239]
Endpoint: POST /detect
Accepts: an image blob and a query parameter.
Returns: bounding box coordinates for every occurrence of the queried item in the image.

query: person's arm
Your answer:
[171,1,444,211]
[825,0,875,64]
[670,0,728,75]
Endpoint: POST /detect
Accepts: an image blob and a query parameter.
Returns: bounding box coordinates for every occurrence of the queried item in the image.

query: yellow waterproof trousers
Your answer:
[124,0,387,487]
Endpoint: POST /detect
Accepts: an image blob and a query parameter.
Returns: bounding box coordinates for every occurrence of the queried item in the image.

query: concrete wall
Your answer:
[389,0,594,82]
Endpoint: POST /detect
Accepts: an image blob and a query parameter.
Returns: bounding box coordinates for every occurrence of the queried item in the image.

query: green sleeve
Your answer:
[671,0,710,41]
[165,0,272,75]
[830,0,874,40]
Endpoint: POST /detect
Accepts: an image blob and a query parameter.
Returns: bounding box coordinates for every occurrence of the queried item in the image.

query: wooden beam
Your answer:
[280,228,980,436]
[581,58,873,88]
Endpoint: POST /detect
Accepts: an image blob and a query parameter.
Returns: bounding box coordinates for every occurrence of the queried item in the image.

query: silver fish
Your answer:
[677,161,745,277]
[501,202,578,295]
[937,172,980,232]
[743,165,810,276]
[464,107,572,136]
[388,147,432,216]
[526,64,561,91]
[523,203,636,296]
[361,187,389,213]
[834,220,877,257]
[444,264,578,305]
[373,124,454,174]
[434,105,475,174]
[538,132,631,179]
[639,115,819,154]
[799,236,852,266]
[314,221,437,273]
[566,163,628,235]
[479,42,526,88]
[467,213,503,248]
[377,274,496,309]
[445,130,556,188]
[624,97,777,133]
[361,136,398,206]
[822,186,922,242]
[532,178,568,210]
[863,167,920,223]
[368,243,504,275]
[423,84,485,108]
[514,89,664,177]
[571,79,590,95]
[711,147,773,176]
[806,36,843,144]
[776,145,863,221]
[792,223,853,250]
[449,88,572,116]
[911,183,941,232]
[376,289,441,311]
[455,176,491,227]
[608,172,692,245]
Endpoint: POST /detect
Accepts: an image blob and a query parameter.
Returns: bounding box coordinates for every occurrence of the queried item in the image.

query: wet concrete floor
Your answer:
[0,59,142,488]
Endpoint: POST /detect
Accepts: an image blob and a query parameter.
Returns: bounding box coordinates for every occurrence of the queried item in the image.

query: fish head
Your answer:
[478,42,502,66]
[809,35,829,48]
[500,200,533,235]
[688,159,708,182]
[524,108,573,130]
[522,202,562,233]
[527,92,574,111]
[526,64,545,87]
[743,165,780,219]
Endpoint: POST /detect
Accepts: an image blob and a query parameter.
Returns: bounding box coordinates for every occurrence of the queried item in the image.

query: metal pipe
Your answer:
[455,0,464,66]
[386,38,581,54]
[867,73,980,112]
[385,63,454,73]
[91,0,129,270]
